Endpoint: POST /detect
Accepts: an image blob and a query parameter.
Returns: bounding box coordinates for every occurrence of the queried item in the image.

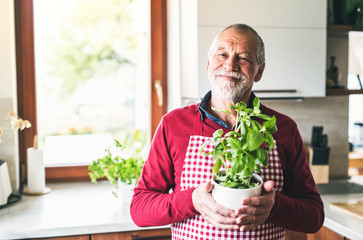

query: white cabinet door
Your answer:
[178,0,327,99]
[197,0,326,28]
[252,27,326,98]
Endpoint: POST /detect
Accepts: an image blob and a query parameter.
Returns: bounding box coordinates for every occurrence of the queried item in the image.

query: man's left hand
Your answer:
[234,180,275,231]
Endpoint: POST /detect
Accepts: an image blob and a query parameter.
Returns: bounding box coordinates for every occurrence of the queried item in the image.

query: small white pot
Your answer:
[116,179,135,203]
[212,172,263,210]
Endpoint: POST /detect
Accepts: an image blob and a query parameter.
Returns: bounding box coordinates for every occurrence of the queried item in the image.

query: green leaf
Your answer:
[224,180,243,188]
[230,101,247,111]
[265,132,275,149]
[247,153,255,172]
[199,141,209,155]
[240,122,248,137]
[227,136,242,149]
[255,165,262,175]
[225,131,241,138]
[231,159,242,173]
[263,115,276,129]
[213,129,223,142]
[240,108,253,116]
[251,120,262,131]
[253,97,260,108]
[213,159,223,174]
[247,130,264,151]
[258,148,269,167]
[258,114,271,120]
[267,125,278,134]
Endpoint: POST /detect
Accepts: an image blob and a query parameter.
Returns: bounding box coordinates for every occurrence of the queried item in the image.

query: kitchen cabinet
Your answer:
[28,229,171,240]
[28,235,89,240]
[178,0,327,99]
[307,226,349,240]
[91,228,171,240]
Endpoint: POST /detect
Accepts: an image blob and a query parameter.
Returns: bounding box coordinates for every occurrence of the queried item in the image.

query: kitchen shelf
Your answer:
[326,89,363,96]
[327,24,362,36]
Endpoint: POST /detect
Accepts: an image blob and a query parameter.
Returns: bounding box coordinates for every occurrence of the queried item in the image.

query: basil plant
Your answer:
[200,97,277,189]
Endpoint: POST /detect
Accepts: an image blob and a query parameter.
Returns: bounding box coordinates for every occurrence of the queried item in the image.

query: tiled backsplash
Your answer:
[0,98,20,193]
[263,96,349,179]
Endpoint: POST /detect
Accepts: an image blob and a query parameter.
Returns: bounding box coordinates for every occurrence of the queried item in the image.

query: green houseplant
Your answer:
[200,97,277,208]
[345,0,363,29]
[88,130,147,198]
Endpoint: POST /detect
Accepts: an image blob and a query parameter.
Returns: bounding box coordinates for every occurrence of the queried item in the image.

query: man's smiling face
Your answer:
[207,28,265,103]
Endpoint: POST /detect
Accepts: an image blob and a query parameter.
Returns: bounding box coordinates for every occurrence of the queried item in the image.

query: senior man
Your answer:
[130,23,324,240]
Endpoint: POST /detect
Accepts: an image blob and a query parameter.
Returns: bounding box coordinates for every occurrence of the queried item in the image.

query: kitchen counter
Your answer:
[1,178,363,240]
[0,181,168,239]
[317,176,363,240]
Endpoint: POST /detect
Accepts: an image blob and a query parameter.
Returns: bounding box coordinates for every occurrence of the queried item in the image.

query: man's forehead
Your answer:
[217,28,256,45]
[214,30,257,53]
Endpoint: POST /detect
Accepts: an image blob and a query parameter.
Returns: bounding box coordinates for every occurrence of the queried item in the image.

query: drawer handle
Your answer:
[253,89,297,93]
[131,235,171,240]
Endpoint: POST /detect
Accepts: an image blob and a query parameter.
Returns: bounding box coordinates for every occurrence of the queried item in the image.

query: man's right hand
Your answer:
[192,182,241,230]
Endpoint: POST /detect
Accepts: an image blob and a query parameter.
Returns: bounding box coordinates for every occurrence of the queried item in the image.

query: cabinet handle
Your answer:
[154,80,163,106]
[131,235,171,240]
[253,89,297,93]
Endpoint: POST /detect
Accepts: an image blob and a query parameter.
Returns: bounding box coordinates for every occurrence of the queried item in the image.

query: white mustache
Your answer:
[213,69,245,80]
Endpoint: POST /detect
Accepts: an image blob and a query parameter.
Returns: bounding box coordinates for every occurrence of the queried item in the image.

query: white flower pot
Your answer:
[116,179,135,203]
[212,172,263,210]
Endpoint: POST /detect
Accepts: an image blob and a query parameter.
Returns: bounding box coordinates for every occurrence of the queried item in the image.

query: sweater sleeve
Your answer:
[130,116,199,227]
[267,124,324,233]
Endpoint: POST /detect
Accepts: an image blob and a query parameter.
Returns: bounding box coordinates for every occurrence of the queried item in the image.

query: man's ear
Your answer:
[254,63,265,83]
[206,59,210,71]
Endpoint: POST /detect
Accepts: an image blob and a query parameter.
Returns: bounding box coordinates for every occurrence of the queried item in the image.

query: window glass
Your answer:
[348,32,363,149]
[33,0,150,166]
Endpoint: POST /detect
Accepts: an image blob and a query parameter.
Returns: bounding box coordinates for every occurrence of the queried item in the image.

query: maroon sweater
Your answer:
[130,103,324,233]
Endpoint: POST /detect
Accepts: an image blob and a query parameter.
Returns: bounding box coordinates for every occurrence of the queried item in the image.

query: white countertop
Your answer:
[317,176,363,240]
[322,193,363,240]
[1,178,363,240]
[0,181,168,240]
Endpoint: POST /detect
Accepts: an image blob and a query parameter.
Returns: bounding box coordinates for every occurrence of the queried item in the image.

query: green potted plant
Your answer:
[345,0,363,29]
[88,130,147,200]
[200,97,277,209]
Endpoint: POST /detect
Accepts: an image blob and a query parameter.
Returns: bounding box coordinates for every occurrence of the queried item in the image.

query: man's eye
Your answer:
[239,57,251,63]
[218,53,227,57]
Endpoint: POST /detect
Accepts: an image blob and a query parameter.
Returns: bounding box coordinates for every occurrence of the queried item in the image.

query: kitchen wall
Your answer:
[0,0,20,192]
[264,97,349,179]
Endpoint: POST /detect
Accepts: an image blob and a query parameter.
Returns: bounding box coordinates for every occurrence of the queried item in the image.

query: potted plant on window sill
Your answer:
[200,97,277,210]
[88,130,147,202]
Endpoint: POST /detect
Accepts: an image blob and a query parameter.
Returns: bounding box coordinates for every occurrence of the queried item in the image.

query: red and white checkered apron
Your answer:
[171,114,285,240]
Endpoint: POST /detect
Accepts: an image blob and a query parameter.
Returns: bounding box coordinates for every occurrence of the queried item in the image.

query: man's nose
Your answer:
[223,56,239,71]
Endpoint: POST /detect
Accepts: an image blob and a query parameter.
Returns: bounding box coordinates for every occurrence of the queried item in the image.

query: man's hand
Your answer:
[192,182,239,230]
[234,180,275,231]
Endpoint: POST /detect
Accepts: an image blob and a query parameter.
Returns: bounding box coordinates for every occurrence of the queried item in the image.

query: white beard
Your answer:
[210,68,249,103]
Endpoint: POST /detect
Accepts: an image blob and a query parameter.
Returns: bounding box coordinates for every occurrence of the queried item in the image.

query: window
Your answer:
[14,0,167,182]
[33,0,150,167]
[348,32,363,150]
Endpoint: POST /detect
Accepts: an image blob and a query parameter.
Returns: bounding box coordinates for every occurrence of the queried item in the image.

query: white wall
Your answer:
[0,0,20,193]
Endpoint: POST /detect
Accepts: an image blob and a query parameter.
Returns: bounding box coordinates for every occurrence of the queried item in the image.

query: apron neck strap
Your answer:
[193,108,203,136]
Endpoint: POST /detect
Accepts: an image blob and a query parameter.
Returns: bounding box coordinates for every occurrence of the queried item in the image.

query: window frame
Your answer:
[14,0,167,182]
